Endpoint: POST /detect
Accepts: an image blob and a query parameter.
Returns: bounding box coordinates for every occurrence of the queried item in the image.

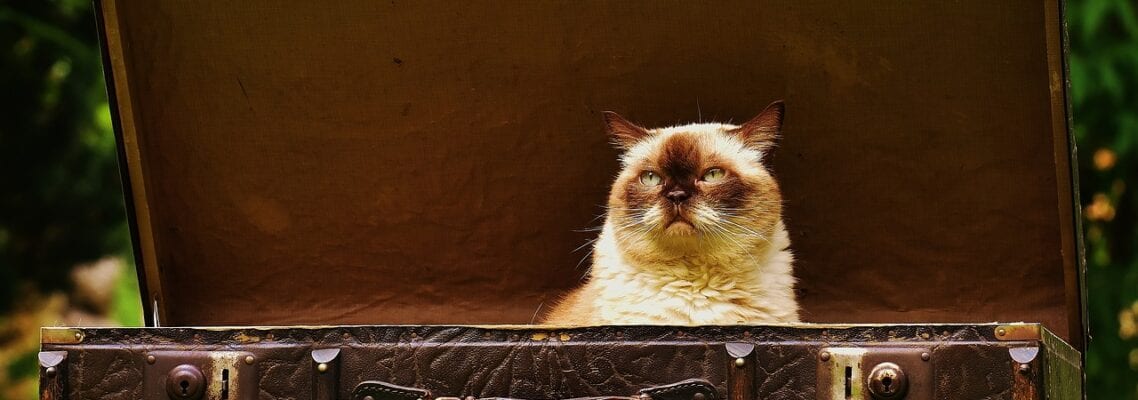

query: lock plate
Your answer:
[144,351,257,400]
[816,347,932,400]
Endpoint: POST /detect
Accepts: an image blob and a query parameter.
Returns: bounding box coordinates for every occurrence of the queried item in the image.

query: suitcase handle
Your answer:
[351,378,719,400]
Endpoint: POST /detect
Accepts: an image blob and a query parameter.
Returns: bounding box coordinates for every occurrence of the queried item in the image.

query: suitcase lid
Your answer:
[95,0,1085,348]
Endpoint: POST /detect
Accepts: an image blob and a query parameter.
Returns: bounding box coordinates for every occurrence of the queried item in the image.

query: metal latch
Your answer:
[144,351,257,400]
[816,347,931,400]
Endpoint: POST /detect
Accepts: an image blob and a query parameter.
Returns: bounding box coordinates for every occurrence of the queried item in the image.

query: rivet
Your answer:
[317,363,328,373]
[74,332,83,341]
[819,351,831,362]
[244,355,254,365]
[45,366,57,377]
[1018,363,1030,373]
[364,396,375,400]
[639,394,652,400]
[693,393,706,400]
[147,355,156,364]
[997,328,1007,337]
[465,397,477,400]
[921,352,930,361]
[734,358,745,367]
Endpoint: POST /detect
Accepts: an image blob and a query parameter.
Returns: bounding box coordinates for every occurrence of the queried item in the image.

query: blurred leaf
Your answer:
[110,257,142,326]
[1081,0,1112,38]
[1070,54,1089,103]
[1117,1,1138,38]
[1098,62,1124,101]
[1116,115,1138,155]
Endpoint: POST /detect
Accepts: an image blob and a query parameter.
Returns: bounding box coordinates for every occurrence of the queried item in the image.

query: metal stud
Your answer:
[921,352,931,361]
[997,328,1007,337]
[244,355,255,365]
[147,355,156,364]
[819,351,831,362]
[1018,363,1030,373]
[317,363,328,373]
[692,393,706,400]
[734,358,745,367]
[45,366,57,377]
[74,332,83,341]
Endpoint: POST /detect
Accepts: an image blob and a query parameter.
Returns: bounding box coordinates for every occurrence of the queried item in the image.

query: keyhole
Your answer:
[844,366,852,399]
[867,362,907,399]
[166,364,203,400]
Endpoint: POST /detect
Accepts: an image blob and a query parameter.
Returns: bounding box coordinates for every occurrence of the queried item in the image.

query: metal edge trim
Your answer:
[1042,327,1084,399]
[995,324,1042,341]
[92,0,164,327]
[41,328,85,345]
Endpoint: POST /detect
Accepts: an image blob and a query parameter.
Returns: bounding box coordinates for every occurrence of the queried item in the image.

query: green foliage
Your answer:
[1069,0,1138,398]
[0,1,129,310]
[110,253,142,326]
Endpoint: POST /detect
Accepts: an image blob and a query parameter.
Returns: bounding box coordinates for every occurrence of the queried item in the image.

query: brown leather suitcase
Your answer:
[40,324,1078,400]
[42,1,1085,399]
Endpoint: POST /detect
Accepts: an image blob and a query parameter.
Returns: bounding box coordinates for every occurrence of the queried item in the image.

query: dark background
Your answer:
[0,1,1135,399]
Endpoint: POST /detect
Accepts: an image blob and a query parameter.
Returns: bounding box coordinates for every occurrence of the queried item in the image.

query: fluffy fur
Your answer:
[542,101,798,325]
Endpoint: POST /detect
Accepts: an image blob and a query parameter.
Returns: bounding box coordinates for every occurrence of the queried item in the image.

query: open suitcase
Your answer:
[41,1,1085,399]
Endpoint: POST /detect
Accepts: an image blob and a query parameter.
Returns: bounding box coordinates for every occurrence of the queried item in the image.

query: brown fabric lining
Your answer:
[103,0,1078,345]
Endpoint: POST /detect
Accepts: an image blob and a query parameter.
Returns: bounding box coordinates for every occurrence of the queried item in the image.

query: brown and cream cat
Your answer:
[542,101,798,325]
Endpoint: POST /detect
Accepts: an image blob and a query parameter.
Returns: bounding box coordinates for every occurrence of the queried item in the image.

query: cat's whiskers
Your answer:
[713,210,773,246]
[716,216,764,237]
[576,248,595,281]
[573,238,598,253]
[703,220,763,267]
[719,220,771,249]
[574,226,605,233]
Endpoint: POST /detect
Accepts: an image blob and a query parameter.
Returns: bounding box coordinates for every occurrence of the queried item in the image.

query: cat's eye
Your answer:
[702,168,726,182]
[639,171,662,186]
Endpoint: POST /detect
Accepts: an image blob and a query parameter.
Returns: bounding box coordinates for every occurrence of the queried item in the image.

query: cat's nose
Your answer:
[665,189,691,203]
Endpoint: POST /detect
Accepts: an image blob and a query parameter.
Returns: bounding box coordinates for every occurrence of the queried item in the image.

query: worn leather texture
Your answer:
[97,0,1081,346]
[42,325,1073,400]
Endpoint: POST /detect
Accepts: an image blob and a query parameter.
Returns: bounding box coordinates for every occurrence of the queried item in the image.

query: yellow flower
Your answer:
[1094,148,1117,171]
[1121,309,1137,339]
[1086,193,1116,221]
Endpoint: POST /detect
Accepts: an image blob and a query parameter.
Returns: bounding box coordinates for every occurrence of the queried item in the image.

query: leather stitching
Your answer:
[354,383,428,400]
[641,381,715,399]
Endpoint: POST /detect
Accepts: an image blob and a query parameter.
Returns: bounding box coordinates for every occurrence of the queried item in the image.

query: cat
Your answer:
[542,101,798,325]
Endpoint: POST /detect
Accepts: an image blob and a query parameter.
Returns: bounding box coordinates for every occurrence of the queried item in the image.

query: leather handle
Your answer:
[638,379,719,400]
[353,381,432,400]
[352,379,718,400]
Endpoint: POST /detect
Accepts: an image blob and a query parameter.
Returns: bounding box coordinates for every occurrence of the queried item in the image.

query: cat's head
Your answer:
[602,101,786,254]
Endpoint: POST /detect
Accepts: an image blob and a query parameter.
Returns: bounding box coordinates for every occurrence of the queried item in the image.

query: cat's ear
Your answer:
[602,111,650,150]
[731,100,785,152]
